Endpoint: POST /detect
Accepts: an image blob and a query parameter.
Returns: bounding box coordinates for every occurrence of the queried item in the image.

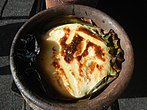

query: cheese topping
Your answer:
[38,24,111,98]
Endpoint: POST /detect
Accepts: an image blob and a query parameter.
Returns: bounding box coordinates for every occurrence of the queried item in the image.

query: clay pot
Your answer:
[10,4,134,110]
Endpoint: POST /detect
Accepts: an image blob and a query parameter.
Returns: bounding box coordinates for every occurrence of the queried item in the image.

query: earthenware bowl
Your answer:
[10,4,134,110]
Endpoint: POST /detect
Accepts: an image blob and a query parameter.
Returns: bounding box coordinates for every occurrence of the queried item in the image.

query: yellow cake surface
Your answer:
[38,23,111,98]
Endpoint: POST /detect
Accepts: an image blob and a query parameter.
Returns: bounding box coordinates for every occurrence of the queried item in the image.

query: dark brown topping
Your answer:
[76,56,82,61]
[71,72,75,77]
[52,61,60,69]
[88,62,97,74]
[60,35,83,63]
[94,45,106,62]
[79,63,83,77]
[96,64,99,68]
[64,55,72,63]
[96,64,103,71]
[60,36,67,49]
[79,71,84,78]
[59,26,106,63]
[59,68,64,76]
[52,61,67,77]
[63,27,70,35]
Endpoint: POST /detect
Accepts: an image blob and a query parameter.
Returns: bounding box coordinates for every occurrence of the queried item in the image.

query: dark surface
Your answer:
[0,0,147,110]
[97,0,147,99]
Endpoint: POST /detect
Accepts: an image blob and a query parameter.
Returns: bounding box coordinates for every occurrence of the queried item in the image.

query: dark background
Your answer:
[97,0,147,98]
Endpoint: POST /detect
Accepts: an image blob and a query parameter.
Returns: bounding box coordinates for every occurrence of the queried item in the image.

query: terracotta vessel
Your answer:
[10,4,134,110]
